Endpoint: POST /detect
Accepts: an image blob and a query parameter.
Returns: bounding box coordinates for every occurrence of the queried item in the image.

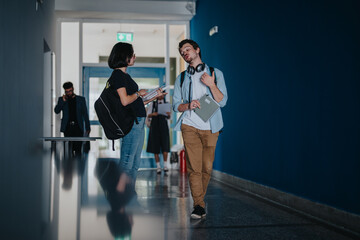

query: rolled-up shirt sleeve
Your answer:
[215,69,228,108]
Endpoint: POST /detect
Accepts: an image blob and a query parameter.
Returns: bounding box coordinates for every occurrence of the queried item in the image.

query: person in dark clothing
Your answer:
[54,82,91,156]
[107,42,166,183]
[146,94,171,174]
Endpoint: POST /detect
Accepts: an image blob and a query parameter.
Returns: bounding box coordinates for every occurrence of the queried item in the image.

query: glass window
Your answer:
[88,77,107,122]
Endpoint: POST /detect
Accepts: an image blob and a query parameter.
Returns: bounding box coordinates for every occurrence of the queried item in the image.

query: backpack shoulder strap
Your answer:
[180,71,186,88]
[209,67,217,85]
[180,68,216,87]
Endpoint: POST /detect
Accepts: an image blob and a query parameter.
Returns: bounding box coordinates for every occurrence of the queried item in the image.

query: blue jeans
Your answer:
[119,117,145,181]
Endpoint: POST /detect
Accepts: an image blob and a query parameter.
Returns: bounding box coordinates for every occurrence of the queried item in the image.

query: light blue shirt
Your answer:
[172,65,228,133]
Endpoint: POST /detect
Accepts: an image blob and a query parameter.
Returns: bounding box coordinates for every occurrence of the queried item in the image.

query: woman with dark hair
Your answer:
[146,93,171,174]
[107,42,165,183]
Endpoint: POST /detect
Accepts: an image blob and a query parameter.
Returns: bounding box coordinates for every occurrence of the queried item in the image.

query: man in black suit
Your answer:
[54,82,91,155]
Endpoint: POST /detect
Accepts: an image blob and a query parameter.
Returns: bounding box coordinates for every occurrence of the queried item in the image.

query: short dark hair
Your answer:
[63,82,73,90]
[178,39,201,58]
[108,42,134,69]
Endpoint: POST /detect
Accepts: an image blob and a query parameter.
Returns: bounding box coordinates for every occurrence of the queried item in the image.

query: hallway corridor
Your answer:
[2,1,360,239]
[46,151,356,240]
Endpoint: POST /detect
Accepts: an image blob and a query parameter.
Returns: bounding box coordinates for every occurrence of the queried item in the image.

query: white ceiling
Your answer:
[55,0,196,21]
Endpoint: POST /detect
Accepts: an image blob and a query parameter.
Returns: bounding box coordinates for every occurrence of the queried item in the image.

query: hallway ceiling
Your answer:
[55,0,196,21]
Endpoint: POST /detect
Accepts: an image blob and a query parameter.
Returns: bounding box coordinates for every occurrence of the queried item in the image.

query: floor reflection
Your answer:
[43,145,356,240]
[76,152,193,240]
[95,159,134,239]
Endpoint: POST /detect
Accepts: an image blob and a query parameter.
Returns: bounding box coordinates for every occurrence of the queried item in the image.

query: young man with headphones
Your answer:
[172,39,228,219]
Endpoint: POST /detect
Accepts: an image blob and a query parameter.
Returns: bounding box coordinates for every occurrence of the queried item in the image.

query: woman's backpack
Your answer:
[94,81,138,150]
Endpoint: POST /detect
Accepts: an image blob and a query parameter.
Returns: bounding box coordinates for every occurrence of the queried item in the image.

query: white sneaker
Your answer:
[163,162,169,172]
[156,168,162,174]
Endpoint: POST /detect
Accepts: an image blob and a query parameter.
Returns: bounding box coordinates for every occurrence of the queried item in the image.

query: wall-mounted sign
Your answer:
[117,32,134,42]
[209,26,218,36]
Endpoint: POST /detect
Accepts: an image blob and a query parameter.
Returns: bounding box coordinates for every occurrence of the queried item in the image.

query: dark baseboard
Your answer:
[211,170,360,239]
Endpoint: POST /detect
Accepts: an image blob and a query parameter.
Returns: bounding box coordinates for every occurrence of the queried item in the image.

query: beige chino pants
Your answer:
[181,124,219,208]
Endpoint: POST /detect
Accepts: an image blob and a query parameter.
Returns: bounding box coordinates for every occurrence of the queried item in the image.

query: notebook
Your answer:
[157,103,171,116]
[142,85,169,101]
[194,94,220,122]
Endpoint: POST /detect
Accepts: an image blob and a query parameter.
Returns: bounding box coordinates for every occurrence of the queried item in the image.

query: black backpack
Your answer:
[94,80,138,150]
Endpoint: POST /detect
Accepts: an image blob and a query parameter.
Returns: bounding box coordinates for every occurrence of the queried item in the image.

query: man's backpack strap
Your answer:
[180,70,186,88]
[209,67,217,85]
[180,67,217,88]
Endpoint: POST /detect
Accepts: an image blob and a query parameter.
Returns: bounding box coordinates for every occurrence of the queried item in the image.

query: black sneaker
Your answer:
[202,206,206,218]
[191,205,206,219]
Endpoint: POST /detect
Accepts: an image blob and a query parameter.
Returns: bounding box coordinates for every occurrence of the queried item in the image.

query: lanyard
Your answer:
[188,76,192,104]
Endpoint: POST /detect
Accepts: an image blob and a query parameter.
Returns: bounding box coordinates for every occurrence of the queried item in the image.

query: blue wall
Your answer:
[191,0,360,214]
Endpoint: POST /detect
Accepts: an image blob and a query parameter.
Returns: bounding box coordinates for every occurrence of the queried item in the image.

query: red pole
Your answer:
[179,149,187,173]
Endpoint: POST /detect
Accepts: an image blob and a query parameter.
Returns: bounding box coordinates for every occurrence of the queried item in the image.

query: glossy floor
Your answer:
[42,152,355,240]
